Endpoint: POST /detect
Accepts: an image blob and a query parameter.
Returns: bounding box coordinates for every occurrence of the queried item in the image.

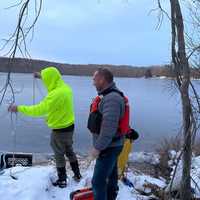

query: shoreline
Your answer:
[1,72,200,81]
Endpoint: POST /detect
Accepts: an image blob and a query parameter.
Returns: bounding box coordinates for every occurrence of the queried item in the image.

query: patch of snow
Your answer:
[159,76,167,79]
[191,78,200,81]
[129,173,166,193]
[129,152,160,165]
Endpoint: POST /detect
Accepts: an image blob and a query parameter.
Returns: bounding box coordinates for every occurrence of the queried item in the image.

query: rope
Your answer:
[35,77,45,98]
[15,77,40,125]
[8,75,37,179]
[10,112,18,180]
[33,75,45,101]
[6,75,41,179]
[33,76,36,105]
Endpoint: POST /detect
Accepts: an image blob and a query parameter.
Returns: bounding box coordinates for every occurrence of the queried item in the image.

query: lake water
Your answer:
[0,73,197,154]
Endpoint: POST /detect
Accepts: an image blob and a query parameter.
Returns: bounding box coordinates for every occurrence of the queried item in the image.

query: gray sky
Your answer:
[0,0,171,66]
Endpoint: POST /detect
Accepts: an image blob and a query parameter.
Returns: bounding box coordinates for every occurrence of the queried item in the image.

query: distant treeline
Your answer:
[0,57,200,78]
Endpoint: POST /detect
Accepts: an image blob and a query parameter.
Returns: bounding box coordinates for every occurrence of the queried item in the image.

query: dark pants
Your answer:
[50,130,77,168]
[92,146,123,200]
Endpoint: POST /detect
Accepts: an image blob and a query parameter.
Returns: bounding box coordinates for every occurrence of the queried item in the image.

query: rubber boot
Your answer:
[70,160,82,182]
[52,167,67,188]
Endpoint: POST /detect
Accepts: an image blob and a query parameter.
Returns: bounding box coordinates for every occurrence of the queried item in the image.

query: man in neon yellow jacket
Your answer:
[8,67,82,188]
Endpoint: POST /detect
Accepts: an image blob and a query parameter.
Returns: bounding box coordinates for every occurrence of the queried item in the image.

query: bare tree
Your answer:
[156,0,200,199]
[0,0,42,106]
[170,1,192,199]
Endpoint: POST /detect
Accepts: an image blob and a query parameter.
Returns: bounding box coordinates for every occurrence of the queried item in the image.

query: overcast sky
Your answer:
[0,0,172,66]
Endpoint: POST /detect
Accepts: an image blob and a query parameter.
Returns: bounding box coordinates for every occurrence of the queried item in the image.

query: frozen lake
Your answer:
[0,73,195,154]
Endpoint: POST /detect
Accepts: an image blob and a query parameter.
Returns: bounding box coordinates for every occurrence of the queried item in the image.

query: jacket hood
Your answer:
[41,67,63,92]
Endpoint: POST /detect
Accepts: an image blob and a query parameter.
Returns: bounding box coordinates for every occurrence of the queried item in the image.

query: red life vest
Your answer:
[118,96,130,135]
[87,89,131,137]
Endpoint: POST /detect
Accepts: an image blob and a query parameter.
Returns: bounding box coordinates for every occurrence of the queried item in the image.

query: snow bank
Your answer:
[0,161,165,200]
[129,152,160,165]
[4,150,200,199]
[0,166,54,200]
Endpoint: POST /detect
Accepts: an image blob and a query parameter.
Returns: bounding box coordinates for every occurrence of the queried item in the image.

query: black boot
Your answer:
[70,160,82,182]
[52,167,67,188]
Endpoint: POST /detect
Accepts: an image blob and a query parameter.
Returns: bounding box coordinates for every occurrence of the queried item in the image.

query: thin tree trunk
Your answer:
[170,0,192,199]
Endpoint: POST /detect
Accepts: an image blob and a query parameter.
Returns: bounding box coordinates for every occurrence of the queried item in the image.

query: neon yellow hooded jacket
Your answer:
[18,67,75,129]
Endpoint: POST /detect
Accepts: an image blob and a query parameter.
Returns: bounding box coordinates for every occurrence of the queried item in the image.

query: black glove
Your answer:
[126,128,139,141]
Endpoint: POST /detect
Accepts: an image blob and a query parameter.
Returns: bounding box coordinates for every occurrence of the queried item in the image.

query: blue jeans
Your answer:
[92,146,123,200]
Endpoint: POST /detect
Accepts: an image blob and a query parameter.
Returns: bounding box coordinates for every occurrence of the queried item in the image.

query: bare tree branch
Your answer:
[0,0,42,107]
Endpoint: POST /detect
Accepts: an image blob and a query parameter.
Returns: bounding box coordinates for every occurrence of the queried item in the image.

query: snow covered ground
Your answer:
[1,151,200,200]
[0,157,166,200]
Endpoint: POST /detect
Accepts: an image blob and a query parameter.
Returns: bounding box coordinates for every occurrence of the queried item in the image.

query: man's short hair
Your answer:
[96,68,113,83]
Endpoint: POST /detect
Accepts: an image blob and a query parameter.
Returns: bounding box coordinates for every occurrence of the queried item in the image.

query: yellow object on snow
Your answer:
[118,138,133,178]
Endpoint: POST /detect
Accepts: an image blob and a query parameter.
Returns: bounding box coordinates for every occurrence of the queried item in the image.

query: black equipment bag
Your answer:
[0,153,32,169]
